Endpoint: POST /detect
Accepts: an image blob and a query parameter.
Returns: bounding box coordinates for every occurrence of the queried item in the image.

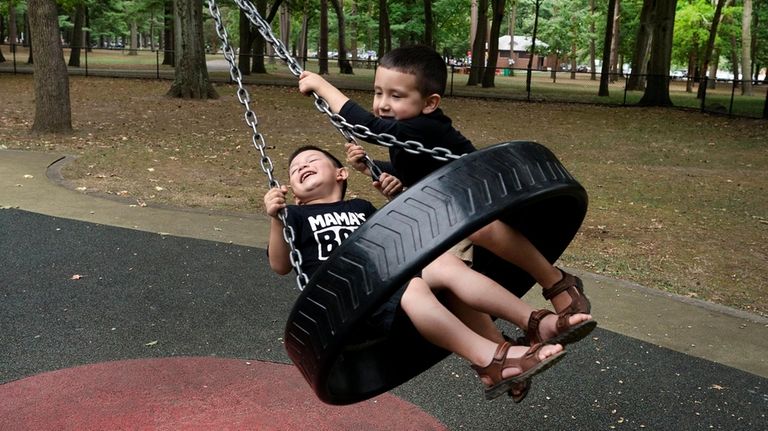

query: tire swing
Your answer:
[286,141,587,405]
[208,1,587,406]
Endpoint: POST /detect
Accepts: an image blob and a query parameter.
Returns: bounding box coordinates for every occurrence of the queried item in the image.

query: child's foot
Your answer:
[526,309,597,346]
[543,268,591,315]
[472,342,565,400]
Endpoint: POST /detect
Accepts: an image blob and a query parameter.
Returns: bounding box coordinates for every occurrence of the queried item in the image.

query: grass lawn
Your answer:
[1,73,766,317]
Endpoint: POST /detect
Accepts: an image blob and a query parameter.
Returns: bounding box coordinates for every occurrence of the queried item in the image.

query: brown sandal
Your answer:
[502,333,531,403]
[471,341,566,400]
[543,268,591,315]
[526,309,597,346]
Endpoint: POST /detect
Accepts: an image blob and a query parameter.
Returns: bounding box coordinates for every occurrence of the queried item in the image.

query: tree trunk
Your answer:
[627,0,654,91]
[589,0,597,80]
[265,0,282,65]
[751,10,759,82]
[686,41,696,92]
[320,0,329,74]
[68,5,85,67]
[252,0,267,73]
[509,0,516,75]
[471,0,478,51]
[741,0,752,95]
[167,0,218,99]
[299,11,309,63]
[9,0,17,53]
[638,0,677,107]
[697,0,728,97]
[598,0,617,96]
[330,0,354,74]
[163,0,174,65]
[525,0,541,93]
[0,14,6,62]
[148,8,156,52]
[28,0,72,134]
[709,50,720,89]
[483,0,506,87]
[26,13,33,64]
[129,21,139,55]
[424,0,434,47]
[239,10,254,75]
[85,7,93,52]
[728,23,739,82]
[468,0,488,86]
[378,0,391,57]
[609,0,621,81]
[279,2,290,60]
[570,39,577,79]
[350,1,358,60]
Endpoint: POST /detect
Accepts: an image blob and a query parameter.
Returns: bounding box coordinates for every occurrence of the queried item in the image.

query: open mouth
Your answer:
[300,171,314,183]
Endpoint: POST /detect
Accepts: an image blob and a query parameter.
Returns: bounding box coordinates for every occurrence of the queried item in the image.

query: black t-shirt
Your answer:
[339,100,476,187]
[283,198,377,276]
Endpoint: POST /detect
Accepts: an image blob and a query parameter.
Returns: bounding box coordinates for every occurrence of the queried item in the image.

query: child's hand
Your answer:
[264,185,289,217]
[374,173,403,200]
[298,71,326,96]
[344,143,370,174]
[299,71,350,113]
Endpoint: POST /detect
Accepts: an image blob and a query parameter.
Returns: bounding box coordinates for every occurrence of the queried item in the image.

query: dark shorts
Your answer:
[348,273,422,344]
[363,283,408,337]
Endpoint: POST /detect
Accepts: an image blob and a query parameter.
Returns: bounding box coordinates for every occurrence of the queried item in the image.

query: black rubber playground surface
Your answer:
[1,208,766,430]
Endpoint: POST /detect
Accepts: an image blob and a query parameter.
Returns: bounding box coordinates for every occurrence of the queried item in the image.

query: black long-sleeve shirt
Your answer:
[339,100,476,187]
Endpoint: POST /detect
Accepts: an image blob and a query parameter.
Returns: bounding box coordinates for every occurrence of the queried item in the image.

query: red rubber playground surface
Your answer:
[0,357,447,430]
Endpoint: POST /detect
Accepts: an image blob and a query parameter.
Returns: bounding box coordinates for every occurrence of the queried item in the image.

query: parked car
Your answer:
[670,70,688,80]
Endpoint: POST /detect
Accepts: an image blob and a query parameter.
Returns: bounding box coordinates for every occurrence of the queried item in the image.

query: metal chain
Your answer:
[209,0,308,291]
[231,0,462,163]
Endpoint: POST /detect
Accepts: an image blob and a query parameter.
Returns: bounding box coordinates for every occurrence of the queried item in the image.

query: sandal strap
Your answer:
[518,343,548,371]
[471,341,513,385]
[526,309,555,345]
[542,269,591,315]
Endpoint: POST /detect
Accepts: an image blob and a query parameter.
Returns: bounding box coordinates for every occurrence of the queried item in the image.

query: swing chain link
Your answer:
[231,0,462,163]
[209,0,309,291]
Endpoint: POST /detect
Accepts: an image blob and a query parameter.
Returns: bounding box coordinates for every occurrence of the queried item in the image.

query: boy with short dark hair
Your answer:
[298,45,595,351]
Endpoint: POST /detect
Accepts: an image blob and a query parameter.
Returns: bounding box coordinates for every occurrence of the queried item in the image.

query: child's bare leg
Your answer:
[400,278,563,384]
[468,220,581,314]
[423,253,592,341]
[441,291,504,343]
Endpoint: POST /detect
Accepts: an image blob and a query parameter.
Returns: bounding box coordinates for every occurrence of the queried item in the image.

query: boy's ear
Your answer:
[421,93,441,115]
[336,166,349,181]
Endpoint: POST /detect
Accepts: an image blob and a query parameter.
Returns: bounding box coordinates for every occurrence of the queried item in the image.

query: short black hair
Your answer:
[288,145,347,199]
[378,45,447,97]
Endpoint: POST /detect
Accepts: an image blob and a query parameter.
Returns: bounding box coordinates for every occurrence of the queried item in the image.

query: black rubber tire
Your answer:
[284,141,588,405]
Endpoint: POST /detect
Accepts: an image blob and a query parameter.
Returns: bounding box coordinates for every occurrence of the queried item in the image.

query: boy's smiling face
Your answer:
[372,67,440,121]
[288,149,347,204]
